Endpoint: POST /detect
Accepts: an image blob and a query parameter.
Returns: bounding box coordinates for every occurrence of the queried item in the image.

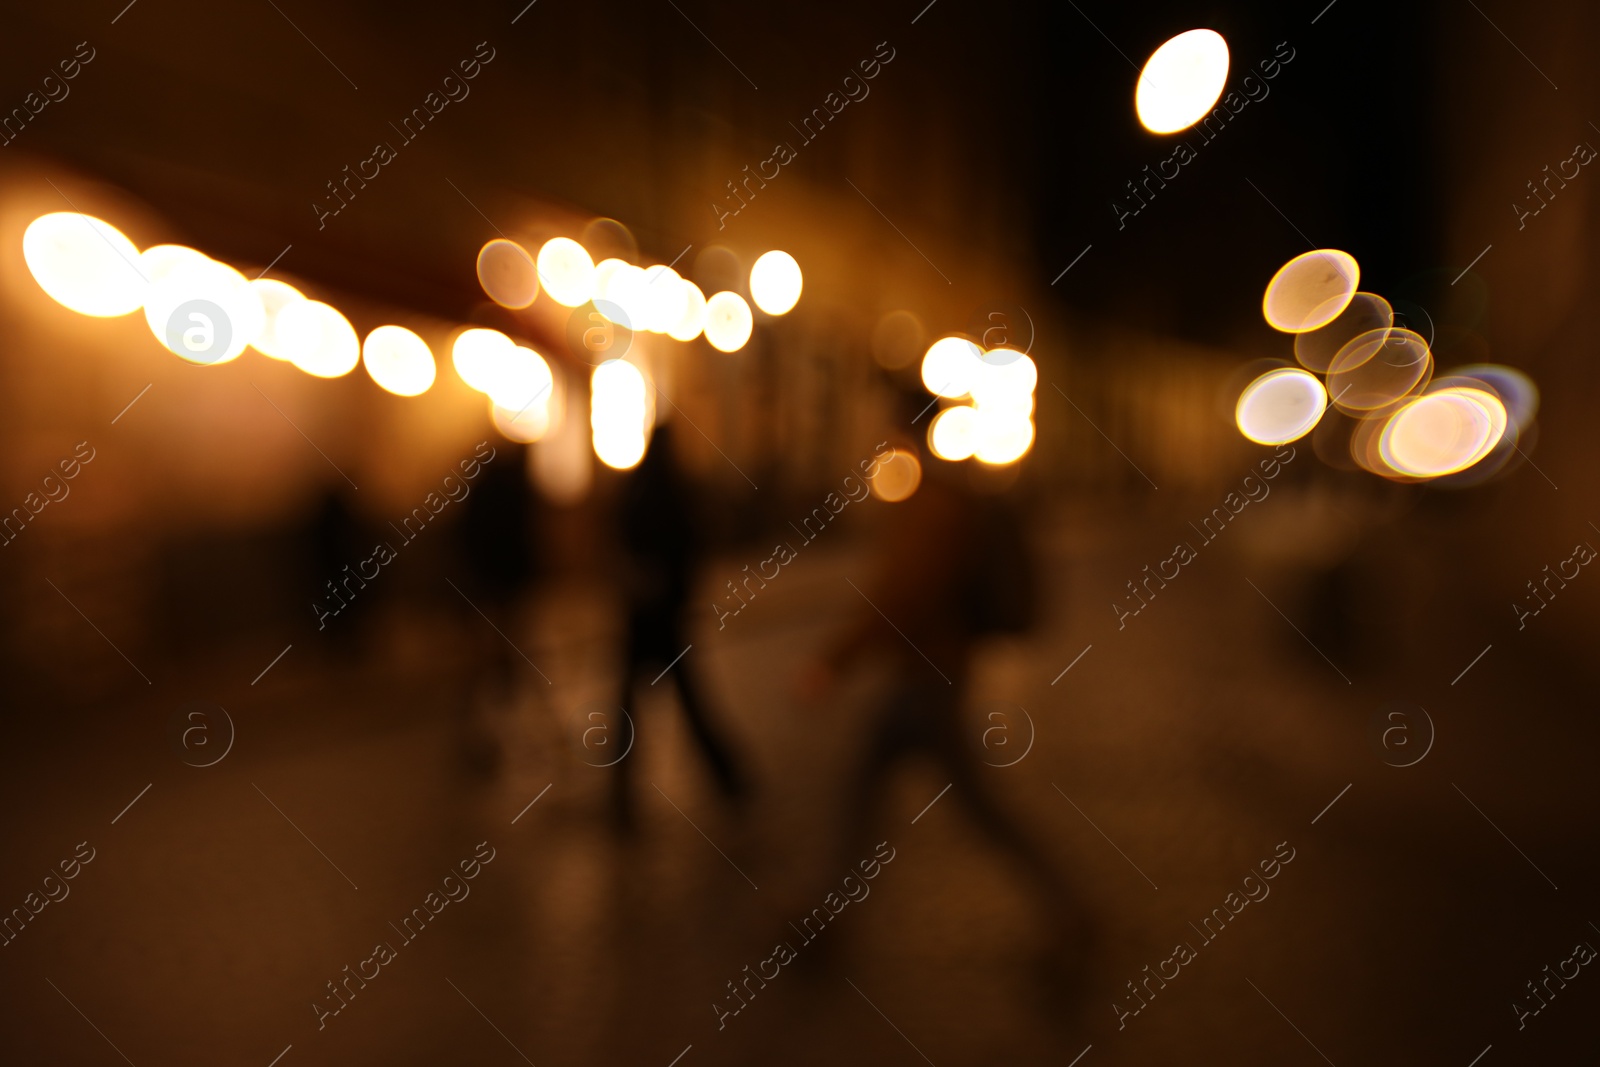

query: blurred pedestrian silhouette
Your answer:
[611,423,747,831]
[801,407,1090,974]
[453,441,541,773]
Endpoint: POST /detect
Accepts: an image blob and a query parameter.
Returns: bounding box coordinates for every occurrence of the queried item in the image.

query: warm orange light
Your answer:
[477,239,538,309]
[749,250,802,315]
[869,449,922,501]
[362,325,436,396]
[1263,250,1360,333]
[23,212,146,317]
[703,291,753,352]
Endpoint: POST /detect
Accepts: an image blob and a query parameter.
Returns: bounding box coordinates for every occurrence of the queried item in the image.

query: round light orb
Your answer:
[489,345,555,414]
[1263,249,1361,333]
[536,237,595,308]
[920,336,983,398]
[451,327,517,393]
[1236,367,1328,445]
[928,404,979,461]
[1326,327,1432,414]
[278,300,359,378]
[641,265,688,333]
[249,279,307,360]
[1135,29,1230,134]
[23,212,146,317]
[973,410,1036,465]
[666,279,708,341]
[362,325,436,397]
[1379,387,1508,477]
[491,397,553,443]
[971,352,1038,409]
[869,450,922,501]
[143,255,263,365]
[476,239,538,309]
[596,263,647,331]
[1294,291,1392,373]
[749,250,803,315]
[704,291,754,352]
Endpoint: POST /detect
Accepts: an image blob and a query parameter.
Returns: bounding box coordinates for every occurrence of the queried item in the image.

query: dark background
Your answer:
[0,1,1596,1064]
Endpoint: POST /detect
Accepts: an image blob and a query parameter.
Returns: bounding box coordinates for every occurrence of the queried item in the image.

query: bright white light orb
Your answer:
[1136,29,1231,134]
[1236,367,1327,445]
[591,358,651,470]
[451,327,517,393]
[23,213,147,317]
[143,255,263,365]
[278,300,360,378]
[921,336,983,398]
[666,279,708,342]
[749,250,803,315]
[536,237,596,308]
[928,405,979,461]
[249,279,307,360]
[704,291,754,352]
[362,325,436,396]
[973,410,1036,465]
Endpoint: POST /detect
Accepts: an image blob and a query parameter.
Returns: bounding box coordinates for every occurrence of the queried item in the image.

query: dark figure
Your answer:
[612,424,746,830]
[453,442,540,771]
[802,431,1089,971]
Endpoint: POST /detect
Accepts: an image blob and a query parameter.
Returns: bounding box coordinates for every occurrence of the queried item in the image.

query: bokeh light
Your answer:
[361,325,436,397]
[971,351,1038,409]
[1326,327,1432,414]
[1452,364,1538,432]
[928,405,979,461]
[476,239,539,309]
[1378,387,1508,477]
[973,409,1036,465]
[920,336,983,398]
[1294,291,1393,373]
[488,344,555,415]
[641,265,688,333]
[595,261,646,330]
[536,237,596,308]
[749,250,803,315]
[451,327,518,394]
[23,212,146,317]
[868,449,922,501]
[278,300,359,378]
[666,279,708,342]
[1263,249,1360,333]
[703,291,753,352]
[1236,367,1327,445]
[249,279,307,360]
[872,310,926,370]
[143,253,263,365]
[1135,29,1230,134]
[591,358,651,469]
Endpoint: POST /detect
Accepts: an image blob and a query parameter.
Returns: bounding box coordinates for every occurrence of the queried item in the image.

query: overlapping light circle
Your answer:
[1240,246,1535,485]
[1263,249,1360,333]
[23,212,146,317]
